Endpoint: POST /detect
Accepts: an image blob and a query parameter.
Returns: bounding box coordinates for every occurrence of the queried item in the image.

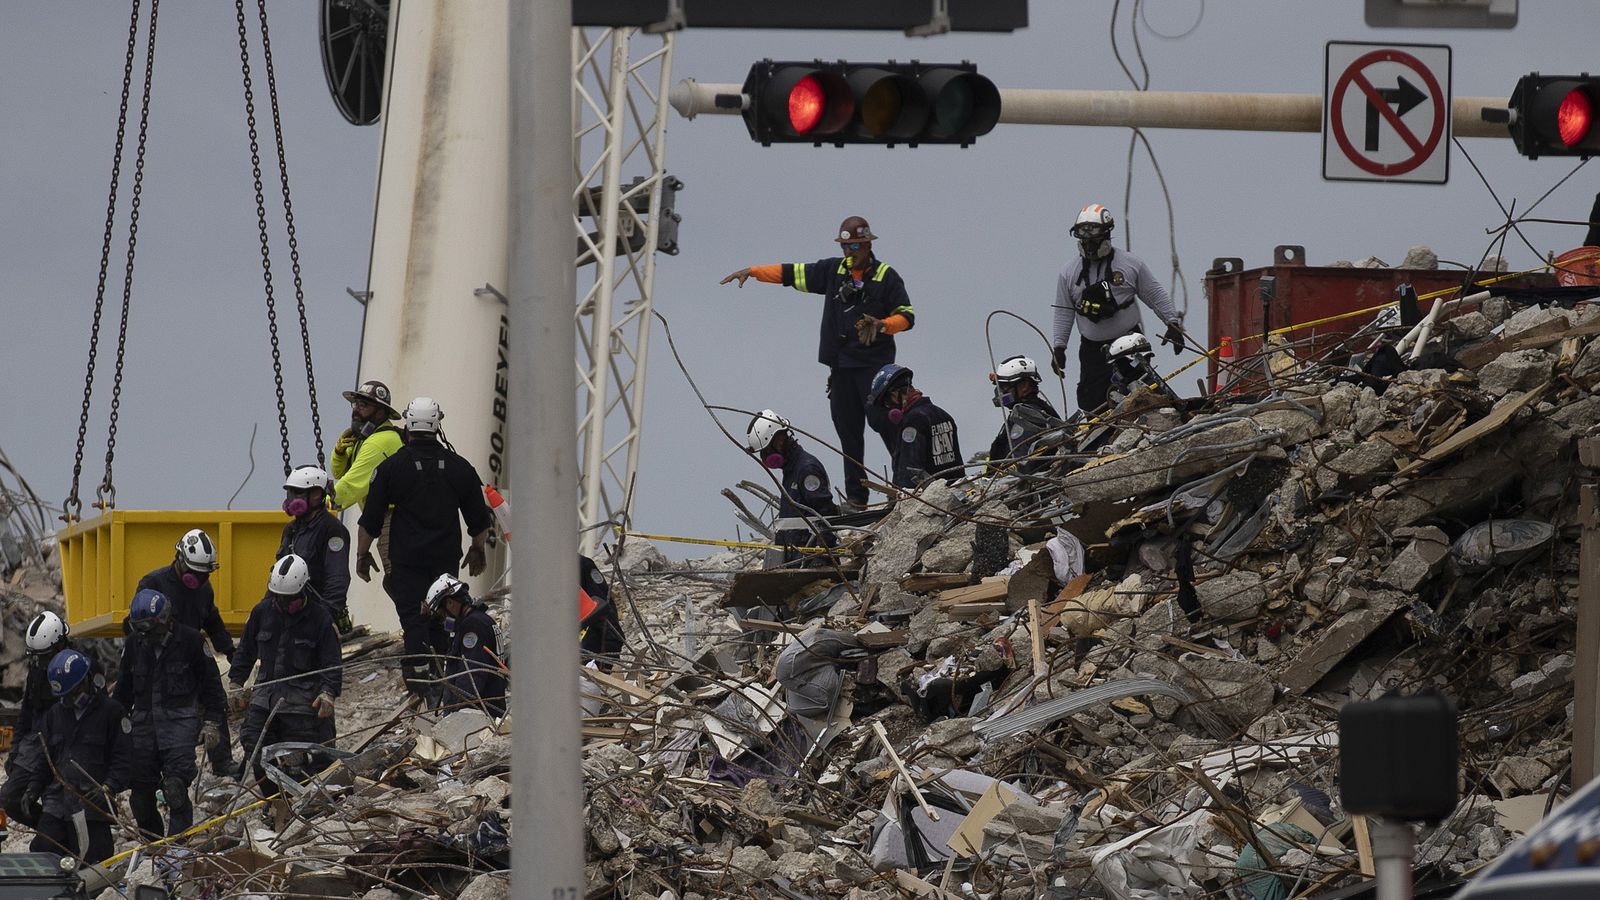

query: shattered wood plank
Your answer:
[900,573,972,593]
[1352,815,1376,876]
[585,667,662,702]
[1457,316,1599,368]
[721,569,853,608]
[936,577,1008,606]
[946,602,1008,621]
[1394,386,1544,477]
[855,629,908,650]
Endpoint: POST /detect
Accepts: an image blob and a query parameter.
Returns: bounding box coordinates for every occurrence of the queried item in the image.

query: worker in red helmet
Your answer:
[1051,203,1185,414]
[722,215,915,510]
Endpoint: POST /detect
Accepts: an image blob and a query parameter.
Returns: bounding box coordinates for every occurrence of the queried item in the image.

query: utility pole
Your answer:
[668,83,1512,138]
[509,0,583,894]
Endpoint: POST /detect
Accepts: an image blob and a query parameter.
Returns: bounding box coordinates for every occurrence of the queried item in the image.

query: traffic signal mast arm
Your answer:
[669,79,1512,138]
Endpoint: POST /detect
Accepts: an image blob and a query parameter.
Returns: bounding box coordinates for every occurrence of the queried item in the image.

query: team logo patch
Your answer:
[121,717,133,734]
[803,474,822,493]
[462,632,479,650]
[49,679,62,694]
[587,569,604,587]
[1110,271,1126,286]
[901,426,919,444]
[1009,424,1025,439]
[328,536,345,552]
[840,230,851,240]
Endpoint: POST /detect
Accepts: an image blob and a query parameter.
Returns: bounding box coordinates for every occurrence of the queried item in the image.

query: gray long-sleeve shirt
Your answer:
[1052,249,1179,347]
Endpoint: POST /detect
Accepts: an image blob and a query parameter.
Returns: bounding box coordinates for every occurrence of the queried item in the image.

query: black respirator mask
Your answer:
[1072,223,1112,260]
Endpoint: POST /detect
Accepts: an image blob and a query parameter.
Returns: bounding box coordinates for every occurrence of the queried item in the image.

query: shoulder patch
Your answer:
[1110,270,1126,286]
[587,568,605,588]
[462,631,479,650]
[121,717,133,734]
[901,426,919,444]
[1009,424,1025,440]
[802,474,823,493]
[328,536,346,553]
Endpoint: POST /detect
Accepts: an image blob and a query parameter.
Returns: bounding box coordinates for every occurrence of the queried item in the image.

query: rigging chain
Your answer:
[252,0,325,468]
[234,0,293,477]
[65,0,149,522]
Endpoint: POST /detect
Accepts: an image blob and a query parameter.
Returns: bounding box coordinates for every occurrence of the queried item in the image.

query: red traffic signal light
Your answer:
[741,60,1001,147]
[1508,74,1600,158]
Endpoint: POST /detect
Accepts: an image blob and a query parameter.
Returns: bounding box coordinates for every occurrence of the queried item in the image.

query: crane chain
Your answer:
[65,0,146,523]
[253,0,325,469]
[98,0,164,511]
[234,0,293,478]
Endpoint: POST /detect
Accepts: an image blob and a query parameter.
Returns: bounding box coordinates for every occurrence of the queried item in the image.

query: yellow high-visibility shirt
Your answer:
[330,428,403,511]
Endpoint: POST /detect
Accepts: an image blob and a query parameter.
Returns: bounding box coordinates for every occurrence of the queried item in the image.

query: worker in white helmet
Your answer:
[986,355,1061,474]
[1051,203,1184,414]
[745,409,838,561]
[278,465,353,633]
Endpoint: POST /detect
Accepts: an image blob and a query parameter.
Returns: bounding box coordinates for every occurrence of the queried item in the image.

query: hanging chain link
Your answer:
[65,0,144,522]
[97,0,163,511]
[234,0,292,478]
[253,0,325,469]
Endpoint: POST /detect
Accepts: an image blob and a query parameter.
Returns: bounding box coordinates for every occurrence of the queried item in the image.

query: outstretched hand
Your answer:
[720,268,753,287]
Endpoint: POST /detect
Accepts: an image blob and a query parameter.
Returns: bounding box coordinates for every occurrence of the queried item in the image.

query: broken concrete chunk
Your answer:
[1401,245,1438,269]
[1477,348,1555,397]
[1279,599,1403,694]
[1059,420,1273,504]
[1501,304,1572,341]
[1381,526,1450,591]
[457,873,511,900]
[1196,571,1268,622]
[1448,311,1492,341]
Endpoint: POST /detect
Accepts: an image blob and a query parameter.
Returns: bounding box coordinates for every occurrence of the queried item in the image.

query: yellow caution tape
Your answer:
[616,528,831,554]
[101,795,269,866]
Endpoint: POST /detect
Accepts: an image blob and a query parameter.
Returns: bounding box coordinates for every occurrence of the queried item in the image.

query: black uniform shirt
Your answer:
[28,692,133,821]
[113,623,226,723]
[137,565,235,658]
[782,256,914,369]
[444,606,506,713]
[277,510,352,611]
[230,598,342,712]
[987,393,1061,471]
[892,396,963,488]
[359,439,494,572]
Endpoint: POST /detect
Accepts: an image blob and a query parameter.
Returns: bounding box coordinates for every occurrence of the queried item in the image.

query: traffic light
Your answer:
[1508,73,1600,158]
[740,59,1001,147]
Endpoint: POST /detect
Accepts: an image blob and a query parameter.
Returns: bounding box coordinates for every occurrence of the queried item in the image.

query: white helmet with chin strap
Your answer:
[267,554,311,596]
[1107,331,1153,360]
[176,528,218,573]
[1072,203,1115,259]
[994,355,1040,384]
[284,465,332,493]
[403,397,443,433]
[25,611,68,654]
[746,409,790,453]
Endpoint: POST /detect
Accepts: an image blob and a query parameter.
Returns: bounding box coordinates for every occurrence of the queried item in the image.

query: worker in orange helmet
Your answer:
[721,215,915,510]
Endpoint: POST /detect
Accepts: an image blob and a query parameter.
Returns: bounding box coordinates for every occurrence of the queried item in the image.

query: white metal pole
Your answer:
[668,81,1511,138]
[1371,819,1415,900]
[509,0,582,895]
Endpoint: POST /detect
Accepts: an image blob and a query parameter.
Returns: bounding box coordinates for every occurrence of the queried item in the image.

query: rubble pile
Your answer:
[584,292,1600,897]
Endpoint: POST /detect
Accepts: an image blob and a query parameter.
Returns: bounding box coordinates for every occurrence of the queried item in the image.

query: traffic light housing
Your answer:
[740,59,1001,147]
[1508,73,1600,158]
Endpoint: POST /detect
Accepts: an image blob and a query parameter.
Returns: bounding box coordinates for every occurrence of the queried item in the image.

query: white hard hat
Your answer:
[425,573,470,615]
[994,355,1040,383]
[267,554,311,596]
[1107,332,1152,359]
[284,465,332,492]
[1073,203,1115,232]
[746,409,790,453]
[403,396,443,433]
[24,611,68,654]
[176,528,218,573]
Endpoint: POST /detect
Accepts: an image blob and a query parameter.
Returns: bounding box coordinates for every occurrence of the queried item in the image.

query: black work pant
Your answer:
[1077,334,1117,414]
[31,813,112,865]
[828,365,894,505]
[238,705,335,794]
[385,563,450,694]
[207,675,236,775]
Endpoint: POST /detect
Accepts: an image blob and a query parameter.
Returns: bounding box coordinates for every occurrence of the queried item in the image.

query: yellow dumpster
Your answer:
[57,510,286,638]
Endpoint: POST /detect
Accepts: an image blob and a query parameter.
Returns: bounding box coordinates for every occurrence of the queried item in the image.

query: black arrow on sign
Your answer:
[1365,75,1427,152]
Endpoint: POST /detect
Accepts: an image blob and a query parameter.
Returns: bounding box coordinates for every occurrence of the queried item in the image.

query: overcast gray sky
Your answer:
[3,1,1596,553]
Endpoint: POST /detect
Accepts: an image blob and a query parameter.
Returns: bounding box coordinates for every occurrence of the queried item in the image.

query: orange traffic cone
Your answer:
[1215,336,1234,394]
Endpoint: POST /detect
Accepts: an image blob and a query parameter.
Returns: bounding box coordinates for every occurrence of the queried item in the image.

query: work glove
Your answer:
[313,692,337,720]
[200,721,223,749]
[333,428,358,460]
[334,606,355,636]
[719,267,753,287]
[855,315,885,346]
[824,373,833,399]
[356,550,378,583]
[229,684,251,714]
[19,790,42,826]
[462,544,487,577]
[1051,346,1068,377]
[1160,321,1186,351]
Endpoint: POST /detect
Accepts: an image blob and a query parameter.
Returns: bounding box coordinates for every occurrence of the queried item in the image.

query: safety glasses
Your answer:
[843,241,866,251]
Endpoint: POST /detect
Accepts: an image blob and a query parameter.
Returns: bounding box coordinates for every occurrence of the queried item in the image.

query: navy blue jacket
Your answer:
[444,606,506,716]
[891,396,963,488]
[781,256,914,369]
[230,598,342,714]
[775,441,838,551]
[28,692,133,822]
[114,623,226,725]
[360,438,494,574]
[277,510,352,612]
[987,393,1061,471]
[137,565,235,658]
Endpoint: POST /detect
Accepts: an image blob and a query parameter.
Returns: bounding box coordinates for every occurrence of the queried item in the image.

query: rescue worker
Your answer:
[1051,203,1185,414]
[136,528,238,777]
[745,409,838,562]
[278,465,353,632]
[866,364,964,490]
[355,397,493,701]
[721,216,915,509]
[423,574,506,717]
[230,555,341,792]
[113,589,226,839]
[986,355,1062,473]
[25,648,132,865]
[330,380,404,514]
[579,554,625,667]
[0,612,76,829]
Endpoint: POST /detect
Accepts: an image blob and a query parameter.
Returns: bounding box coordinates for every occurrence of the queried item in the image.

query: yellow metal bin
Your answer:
[57,510,285,638]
